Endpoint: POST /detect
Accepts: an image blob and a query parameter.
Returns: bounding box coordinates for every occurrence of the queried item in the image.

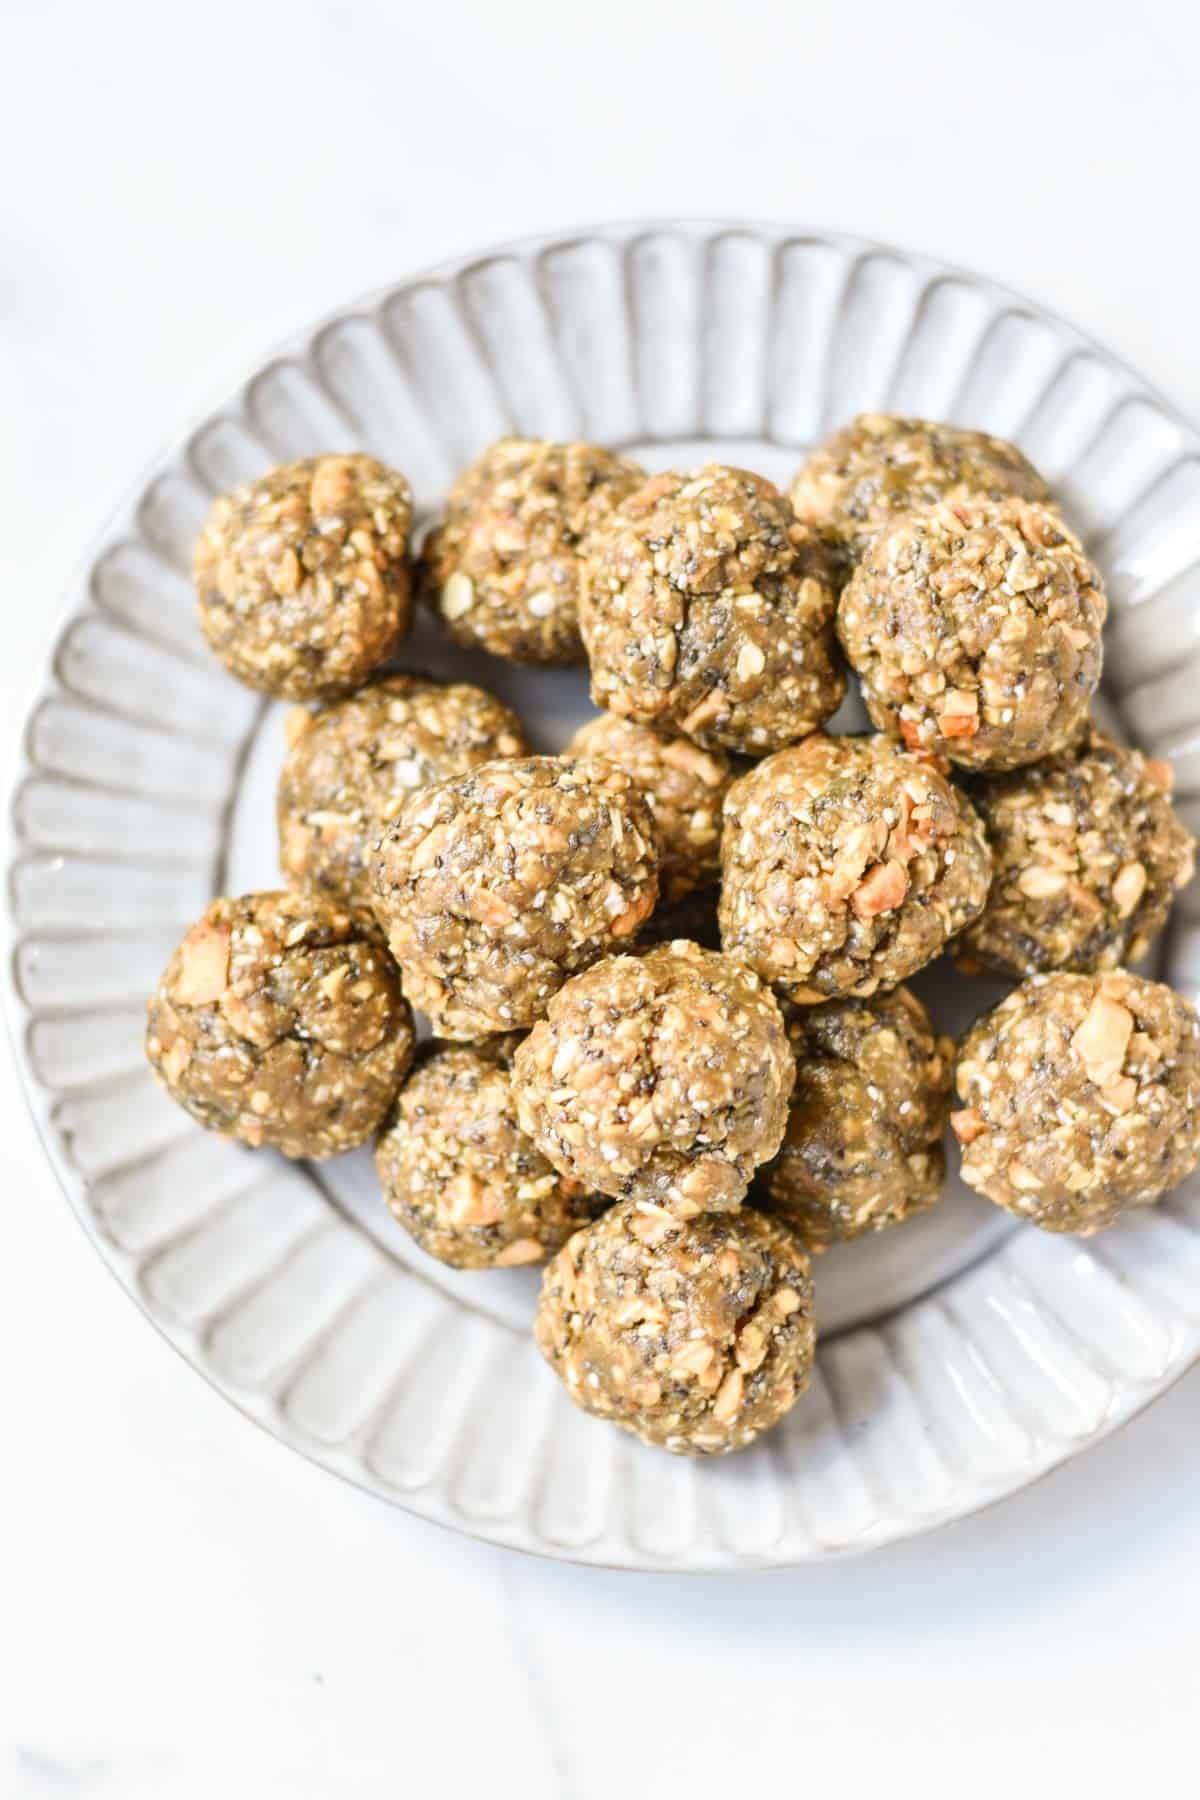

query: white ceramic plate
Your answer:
[9,221,1200,1571]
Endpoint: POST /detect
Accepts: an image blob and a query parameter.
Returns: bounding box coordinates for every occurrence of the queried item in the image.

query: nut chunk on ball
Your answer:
[566,712,733,901]
[421,437,646,665]
[761,986,952,1250]
[838,497,1105,770]
[953,970,1200,1235]
[580,465,844,753]
[789,413,1050,579]
[145,892,414,1158]
[370,756,660,1039]
[194,455,413,700]
[958,729,1194,978]
[278,674,528,909]
[719,733,992,1003]
[375,1039,601,1270]
[535,1201,815,1455]
[512,941,794,1218]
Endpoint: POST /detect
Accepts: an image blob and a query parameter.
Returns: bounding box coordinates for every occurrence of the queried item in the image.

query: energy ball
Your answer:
[421,437,645,665]
[194,454,413,700]
[145,892,414,1158]
[719,733,992,1003]
[953,970,1200,1234]
[760,987,952,1250]
[958,730,1194,978]
[838,497,1106,770]
[579,465,844,753]
[375,1039,601,1269]
[277,675,528,909]
[370,756,660,1038]
[512,941,794,1218]
[566,712,733,901]
[789,412,1051,579]
[534,1200,815,1455]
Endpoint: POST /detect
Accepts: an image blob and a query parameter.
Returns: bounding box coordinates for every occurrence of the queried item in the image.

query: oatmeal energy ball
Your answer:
[370,756,660,1038]
[535,1200,815,1455]
[566,713,732,901]
[278,675,528,909]
[580,465,844,753]
[145,892,415,1158]
[376,1039,600,1269]
[839,497,1106,770]
[512,941,794,1218]
[761,986,952,1250]
[720,733,992,1002]
[954,970,1200,1234]
[789,413,1050,578]
[194,454,413,700]
[421,437,645,664]
[959,730,1194,978]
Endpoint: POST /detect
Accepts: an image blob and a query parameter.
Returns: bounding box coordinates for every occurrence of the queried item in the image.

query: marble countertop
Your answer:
[3,3,1198,1793]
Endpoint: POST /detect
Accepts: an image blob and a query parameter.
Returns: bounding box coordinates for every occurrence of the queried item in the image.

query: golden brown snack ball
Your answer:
[566,712,733,901]
[512,941,794,1219]
[194,455,413,699]
[838,497,1106,770]
[375,1038,602,1269]
[760,987,952,1250]
[277,675,528,910]
[953,970,1200,1234]
[789,412,1051,579]
[421,437,646,665]
[369,756,660,1039]
[580,464,845,753]
[957,729,1194,978]
[145,891,414,1158]
[535,1200,815,1455]
[719,733,992,1003]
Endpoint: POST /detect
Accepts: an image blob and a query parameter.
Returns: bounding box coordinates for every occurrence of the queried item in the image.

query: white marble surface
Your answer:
[3,3,1199,1793]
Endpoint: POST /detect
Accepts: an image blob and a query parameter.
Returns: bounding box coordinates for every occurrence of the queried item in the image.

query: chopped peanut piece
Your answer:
[851,858,909,919]
[1017,866,1068,899]
[951,1106,987,1145]
[1112,862,1148,917]
[1071,993,1134,1087]
[170,921,230,1006]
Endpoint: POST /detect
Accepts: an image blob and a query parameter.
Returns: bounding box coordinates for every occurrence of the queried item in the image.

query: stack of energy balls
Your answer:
[146,421,1200,1459]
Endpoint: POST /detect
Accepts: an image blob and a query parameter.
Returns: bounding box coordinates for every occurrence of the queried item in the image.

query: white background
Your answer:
[3,2,1198,1794]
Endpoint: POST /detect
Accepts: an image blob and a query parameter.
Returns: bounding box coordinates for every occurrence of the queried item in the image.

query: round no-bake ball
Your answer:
[761,986,952,1250]
[580,465,845,753]
[145,891,414,1158]
[789,413,1051,579]
[369,756,660,1038]
[958,729,1194,978]
[375,1039,601,1269]
[953,970,1200,1234]
[512,941,794,1218]
[194,455,413,699]
[277,675,528,909]
[566,712,733,901]
[719,733,992,1002]
[535,1200,815,1455]
[421,437,645,665]
[838,497,1106,770]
